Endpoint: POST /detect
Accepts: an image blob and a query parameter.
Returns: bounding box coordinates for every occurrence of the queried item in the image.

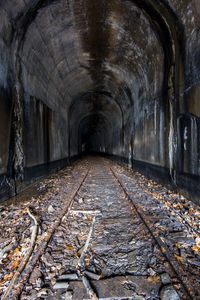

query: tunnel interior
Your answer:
[0,0,200,202]
[78,114,110,153]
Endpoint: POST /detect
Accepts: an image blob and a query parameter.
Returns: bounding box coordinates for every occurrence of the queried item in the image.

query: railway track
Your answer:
[111,160,200,237]
[1,159,91,299]
[108,165,196,300]
[1,156,200,299]
[107,160,200,300]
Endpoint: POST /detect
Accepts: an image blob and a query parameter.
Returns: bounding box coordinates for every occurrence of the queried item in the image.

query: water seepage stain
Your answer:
[72,0,120,87]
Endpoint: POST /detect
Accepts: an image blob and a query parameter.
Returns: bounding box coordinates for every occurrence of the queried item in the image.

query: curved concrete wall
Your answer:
[0,0,199,202]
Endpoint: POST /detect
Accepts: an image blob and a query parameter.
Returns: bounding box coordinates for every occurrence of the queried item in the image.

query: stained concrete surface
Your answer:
[0,0,200,202]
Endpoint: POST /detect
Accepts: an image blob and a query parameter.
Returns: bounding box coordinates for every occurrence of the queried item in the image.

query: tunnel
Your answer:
[0,0,200,203]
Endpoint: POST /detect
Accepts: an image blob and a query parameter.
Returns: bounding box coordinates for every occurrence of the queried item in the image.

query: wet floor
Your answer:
[0,157,200,299]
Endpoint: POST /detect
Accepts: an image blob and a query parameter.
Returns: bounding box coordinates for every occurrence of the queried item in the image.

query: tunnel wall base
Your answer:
[70,154,83,164]
[104,154,200,205]
[0,173,15,202]
[133,159,200,205]
[24,158,68,182]
[176,171,200,205]
[103,153,129,165]
[0,158,68,203]
[133,160,171,184]
[1,154,200,205]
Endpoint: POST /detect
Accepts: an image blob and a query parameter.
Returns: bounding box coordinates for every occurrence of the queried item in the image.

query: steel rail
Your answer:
[9,164,91,300]
[109,164,194,300]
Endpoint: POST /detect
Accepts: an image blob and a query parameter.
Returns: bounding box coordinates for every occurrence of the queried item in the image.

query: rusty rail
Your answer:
[109,164,194,300]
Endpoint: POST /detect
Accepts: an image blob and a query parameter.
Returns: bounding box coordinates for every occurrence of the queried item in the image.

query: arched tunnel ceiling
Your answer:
[1,0,165,116]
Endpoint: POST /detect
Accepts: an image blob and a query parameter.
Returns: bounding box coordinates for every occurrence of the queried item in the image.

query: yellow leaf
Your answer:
[3,273,13,281]
[10,257,22,269]
[65,246,74,250]
[147,275,160,282]
[175,242,181,249]
[8,246,21,260]
[161,246,166,253]
[195,237,200,247]
[0,280,5,286]
[86,259,90,266]
[174,203,183,209]
[174,254,184,262]
[169,194,176,198]
[191,244,200,254]
[174,284,181,290]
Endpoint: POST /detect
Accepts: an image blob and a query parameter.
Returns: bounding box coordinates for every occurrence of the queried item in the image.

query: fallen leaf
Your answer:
[10,256,22,269]
[3,272,14,281]
[86,259,90,266]
[195,237,200,247]
[174,254,184,262]
[191,244,200,254]
[75,251,79,258]
[65,246,74,250]
[175,242,181,249]
[173,203,183,209]
[147,275,160,282]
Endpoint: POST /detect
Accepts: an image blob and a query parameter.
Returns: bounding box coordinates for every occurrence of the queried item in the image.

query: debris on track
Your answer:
[0,156,199,299]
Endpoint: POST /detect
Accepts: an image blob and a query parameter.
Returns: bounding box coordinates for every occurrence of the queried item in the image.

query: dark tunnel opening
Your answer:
[69,90,123,160]
[78,114,109,154]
